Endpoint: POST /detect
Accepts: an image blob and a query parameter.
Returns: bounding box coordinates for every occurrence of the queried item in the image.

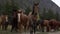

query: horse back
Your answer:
[43,20,49,26]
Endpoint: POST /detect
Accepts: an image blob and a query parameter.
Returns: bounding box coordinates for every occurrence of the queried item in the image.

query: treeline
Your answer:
[0,0,60,21]
[40,8,60,21]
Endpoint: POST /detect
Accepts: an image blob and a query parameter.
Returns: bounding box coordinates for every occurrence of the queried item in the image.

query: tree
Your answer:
[55,12,59,21]
[42,8,46,19]
[25,7,31,15]
[4,0,19,16]
[47,9,55,19]
[0,4,2,15]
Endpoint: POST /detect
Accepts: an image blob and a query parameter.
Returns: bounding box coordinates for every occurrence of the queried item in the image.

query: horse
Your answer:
[49,19,58,31]
[17,9,29,32]
[57,21,60,30]
[4,15,9,30]
[28,2,40,34]
[11,10,18,32]
[38,19,60,32]
[37,19,50,32]
[55,21,60,31]
[0,14,9,30]
[37,19,60,32]
[0,16,3,29]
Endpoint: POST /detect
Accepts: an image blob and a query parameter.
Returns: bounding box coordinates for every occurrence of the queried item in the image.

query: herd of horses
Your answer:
[0,3,60,34]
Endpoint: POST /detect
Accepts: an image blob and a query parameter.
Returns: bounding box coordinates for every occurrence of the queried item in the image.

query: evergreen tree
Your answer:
[25,7,31,15]
[47,9,55,19]
[4,0,19,15]
[55,12,59,21]
[42,8,46,19]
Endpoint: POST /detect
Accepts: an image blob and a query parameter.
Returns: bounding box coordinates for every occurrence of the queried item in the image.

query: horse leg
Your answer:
[2,24,5,30]
[56,26,60,31]
[46,26,49,32]
[24,25,26,30]
[46,24,49,32]
[41,25,44,32]
[49,26,51,32]
[51,25,55,32]
[55,24,59,31]
[39,24,41,31]
[11,24,15,32]
[5,22,9,30]
[33,26,36,34]
[54,25,58,31]
[15,25,18,32]
[0,23,1,29]
[26,23,30,31]
[30,27,33,34]
[18,23,23,33]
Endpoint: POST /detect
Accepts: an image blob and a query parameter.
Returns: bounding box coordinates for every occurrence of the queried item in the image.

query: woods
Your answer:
[41,8,60,20]
[0,0,60,21]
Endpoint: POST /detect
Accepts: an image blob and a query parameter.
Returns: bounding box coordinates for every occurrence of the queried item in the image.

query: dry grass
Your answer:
[0,25,48,34]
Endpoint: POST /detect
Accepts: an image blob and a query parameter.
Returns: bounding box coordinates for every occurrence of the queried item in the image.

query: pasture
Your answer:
[0,25,60,34]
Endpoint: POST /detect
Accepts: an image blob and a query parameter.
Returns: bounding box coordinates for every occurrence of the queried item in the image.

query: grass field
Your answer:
[0,28,48,34]
[0,28,60,34]
[0,25,55,34]
[0,30,48,34]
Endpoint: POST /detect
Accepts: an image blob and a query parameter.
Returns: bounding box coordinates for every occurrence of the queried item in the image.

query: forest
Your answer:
[0,0,60,21]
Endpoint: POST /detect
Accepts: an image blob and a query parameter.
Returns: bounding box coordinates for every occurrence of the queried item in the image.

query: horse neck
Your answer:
[34,6,39,14]
[28,12,32,16]
[0,16,2,22]
[33,5,39,17]
[2,16,6,21]
[13,13,17,18]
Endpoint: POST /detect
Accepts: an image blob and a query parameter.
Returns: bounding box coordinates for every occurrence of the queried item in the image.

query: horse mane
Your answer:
[32,5,34,15]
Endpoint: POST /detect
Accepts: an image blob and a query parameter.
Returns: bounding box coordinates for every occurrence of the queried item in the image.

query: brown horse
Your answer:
[57,21,60,30]
[49,19,58,31]
[39,19,50,32]
[54,21,60,31]
[0,16,3,29]
[17,9,29,32]
[39,19,60,32]
[1,15,6,30]
[0,14,8,30]
[28,3,40,34]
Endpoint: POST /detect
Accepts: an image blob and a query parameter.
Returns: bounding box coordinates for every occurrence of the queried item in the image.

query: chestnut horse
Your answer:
[38,19,59,32]
[0,14,8,30]
[49,19,59,31]
[57,21,60,30]
[17,10,29,32]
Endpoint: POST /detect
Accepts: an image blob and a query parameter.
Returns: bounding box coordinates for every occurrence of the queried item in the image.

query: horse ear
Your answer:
[13,8,17,12]
[34,3,39,6]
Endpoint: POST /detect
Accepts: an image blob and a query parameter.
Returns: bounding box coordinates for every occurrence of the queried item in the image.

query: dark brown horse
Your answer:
[49,19,58,31]
[0,15,3,29]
